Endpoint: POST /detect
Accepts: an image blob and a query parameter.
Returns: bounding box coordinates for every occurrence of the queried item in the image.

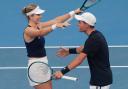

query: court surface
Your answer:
[0,47,128,89]
[0,0,128,89]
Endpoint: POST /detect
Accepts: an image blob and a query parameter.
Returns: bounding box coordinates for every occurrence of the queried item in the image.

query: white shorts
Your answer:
[28,56,48,86]
[90,85,111,89]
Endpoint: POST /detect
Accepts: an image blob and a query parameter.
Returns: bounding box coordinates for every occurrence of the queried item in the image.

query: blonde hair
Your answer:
[22,4,37,15]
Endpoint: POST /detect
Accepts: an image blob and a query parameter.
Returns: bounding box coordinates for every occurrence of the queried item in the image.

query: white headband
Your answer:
[26,6,45,16]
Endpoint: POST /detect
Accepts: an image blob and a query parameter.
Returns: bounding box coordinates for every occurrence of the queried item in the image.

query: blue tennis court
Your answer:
[0,47,128,89]
[0,0,128,89]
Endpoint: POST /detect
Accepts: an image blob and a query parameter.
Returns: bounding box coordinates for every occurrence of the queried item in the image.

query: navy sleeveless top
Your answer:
[24,25,46,57]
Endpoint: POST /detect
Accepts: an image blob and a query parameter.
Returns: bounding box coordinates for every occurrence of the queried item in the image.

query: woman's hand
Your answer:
[57,48,70,57]
[74,8,83,14]
[56,22,70,28]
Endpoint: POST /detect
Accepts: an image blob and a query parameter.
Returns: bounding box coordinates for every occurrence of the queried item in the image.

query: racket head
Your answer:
[80,0,101,11]
[28,62,53,84]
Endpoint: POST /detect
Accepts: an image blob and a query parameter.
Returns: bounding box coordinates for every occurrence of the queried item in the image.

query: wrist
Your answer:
[69,48,77,54]
[61,66,70,75]
[51,24,57,30]
[69,11,75,17]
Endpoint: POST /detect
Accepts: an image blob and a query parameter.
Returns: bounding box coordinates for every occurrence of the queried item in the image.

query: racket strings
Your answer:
[28,62,78,83]
[40,64,50,75]
[81,0,100,10]
[28,62,52,83]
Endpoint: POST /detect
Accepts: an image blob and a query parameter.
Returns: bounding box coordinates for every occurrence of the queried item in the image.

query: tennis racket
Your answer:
[80,0,101,11]
[65,0,101,22]
[28,62,77,84]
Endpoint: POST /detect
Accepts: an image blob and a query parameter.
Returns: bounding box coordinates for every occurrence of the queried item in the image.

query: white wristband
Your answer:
[69,11,75,17]
[51,24,57,30]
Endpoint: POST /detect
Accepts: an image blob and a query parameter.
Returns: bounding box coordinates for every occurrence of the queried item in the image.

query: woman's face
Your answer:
[29,14,42,23]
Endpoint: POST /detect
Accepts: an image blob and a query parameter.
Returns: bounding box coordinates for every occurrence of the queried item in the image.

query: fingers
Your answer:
[63,22,71,27]
[57,52,66,57]
[61,22,71,29]
[56,22,70,28]
[53,71,63,79]
[56,48,69,57]
[56,50,66,57]
[74,8,84,14]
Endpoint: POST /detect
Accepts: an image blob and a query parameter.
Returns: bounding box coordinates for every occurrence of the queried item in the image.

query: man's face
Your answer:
[77,21,90,32]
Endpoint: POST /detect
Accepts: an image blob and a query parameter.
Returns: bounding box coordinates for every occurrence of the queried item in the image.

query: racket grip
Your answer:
[62,76,78,81]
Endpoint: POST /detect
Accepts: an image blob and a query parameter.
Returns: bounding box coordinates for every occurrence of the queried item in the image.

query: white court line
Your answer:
[0,45,128,49]
[0,46,127,70]
[0,66,128,70]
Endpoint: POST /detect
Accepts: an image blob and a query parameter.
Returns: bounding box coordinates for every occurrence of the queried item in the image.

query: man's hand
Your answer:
[53,71,63,79]
[57,48,70,57]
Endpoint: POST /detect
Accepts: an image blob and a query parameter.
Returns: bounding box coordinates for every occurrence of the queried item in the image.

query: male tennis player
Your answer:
[54,12,113,89]
[22,3,81,89]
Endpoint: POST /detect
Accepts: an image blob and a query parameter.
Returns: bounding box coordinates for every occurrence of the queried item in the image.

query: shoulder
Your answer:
[84,31,101,45]
[24,27,37,34]
[95,31,104,37]
[91,31,105,40]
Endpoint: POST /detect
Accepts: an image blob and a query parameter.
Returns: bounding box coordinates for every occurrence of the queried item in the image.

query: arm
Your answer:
[76,46,84,53]
[57,46,84,57]
[39,14,70,28]
[40,9,81,28]
[54,53,87,79]
[25,23,69,37]
[25,26,53,37]
[67,53,87,70]
[54,37,99,79]
[69,46,84,54]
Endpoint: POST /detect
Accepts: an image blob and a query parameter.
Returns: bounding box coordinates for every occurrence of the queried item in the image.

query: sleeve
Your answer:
[82,37,99,55]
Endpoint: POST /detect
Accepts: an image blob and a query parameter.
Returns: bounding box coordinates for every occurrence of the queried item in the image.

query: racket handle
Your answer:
[62,76,78,81]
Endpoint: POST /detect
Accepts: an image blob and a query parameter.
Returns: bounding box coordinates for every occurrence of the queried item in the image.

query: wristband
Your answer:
[69,48,77,54]
[51,24,57,30]
[69,11,75,17]
[61,66,70,75]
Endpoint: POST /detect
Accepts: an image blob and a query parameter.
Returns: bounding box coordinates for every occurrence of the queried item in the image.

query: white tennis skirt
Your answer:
[28,56,48,86]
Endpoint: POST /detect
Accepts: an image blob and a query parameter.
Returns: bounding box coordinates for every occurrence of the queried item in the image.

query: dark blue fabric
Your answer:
[82,30,113,86]
[24,25,46,57]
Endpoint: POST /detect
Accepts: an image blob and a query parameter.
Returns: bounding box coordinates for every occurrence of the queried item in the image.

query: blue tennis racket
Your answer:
[65,0,101,22]
[80,0,101,11]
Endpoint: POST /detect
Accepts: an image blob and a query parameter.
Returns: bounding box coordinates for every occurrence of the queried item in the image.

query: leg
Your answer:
[34,80,52,89]
[101,85,110,89]
[90,85,111,89]
[90,85,99,89]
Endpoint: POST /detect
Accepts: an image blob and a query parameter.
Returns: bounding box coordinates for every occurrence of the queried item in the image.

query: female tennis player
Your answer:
[22,3,81,89]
